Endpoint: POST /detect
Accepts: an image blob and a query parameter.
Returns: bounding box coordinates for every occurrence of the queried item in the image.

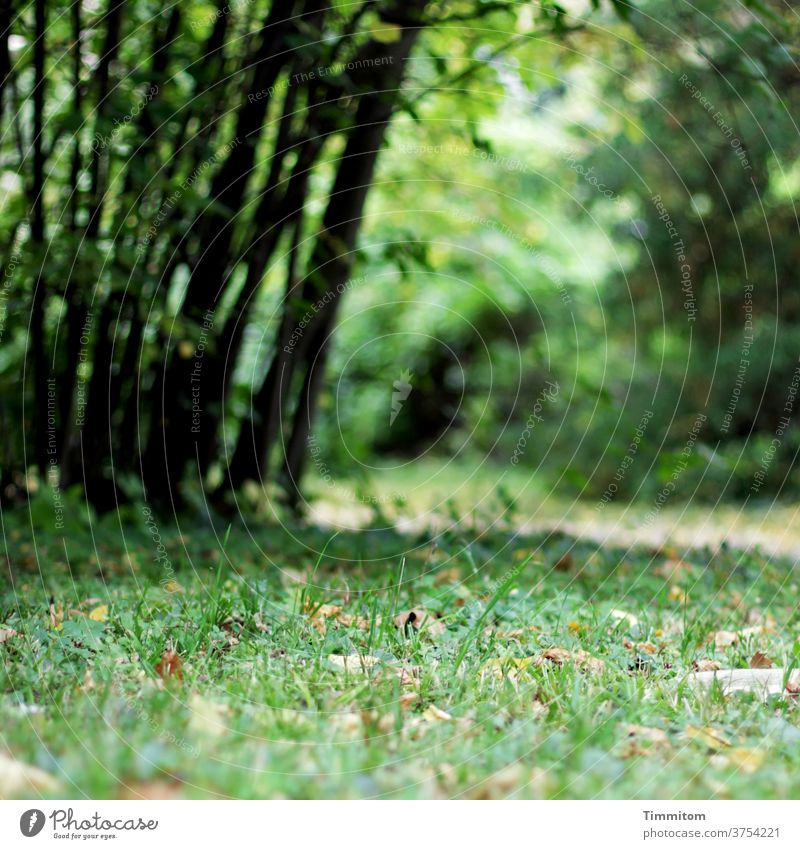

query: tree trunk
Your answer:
[226,0,430,500]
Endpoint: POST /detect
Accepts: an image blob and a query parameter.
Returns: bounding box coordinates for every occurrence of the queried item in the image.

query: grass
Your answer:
[1,495,800,799]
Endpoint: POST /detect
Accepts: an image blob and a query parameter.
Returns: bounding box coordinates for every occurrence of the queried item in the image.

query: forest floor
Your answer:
[1,495,800,799]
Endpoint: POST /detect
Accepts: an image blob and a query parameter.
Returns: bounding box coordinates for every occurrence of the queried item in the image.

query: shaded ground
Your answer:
[1,499,799,799]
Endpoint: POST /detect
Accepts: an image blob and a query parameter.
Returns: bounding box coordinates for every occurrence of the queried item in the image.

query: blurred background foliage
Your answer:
[1,0,798,515]
[308,0,800,505]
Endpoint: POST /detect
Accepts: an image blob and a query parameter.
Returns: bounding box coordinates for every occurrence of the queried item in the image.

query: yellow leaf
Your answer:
[686,725,731,751]
[162,580,184,594]
[422,704,453,722]
[726,748,765,774]
[88,605,108,622]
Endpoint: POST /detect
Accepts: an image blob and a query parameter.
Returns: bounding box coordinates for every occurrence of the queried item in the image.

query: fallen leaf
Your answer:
[624,724,669,745]
[621,724,670,757]
[88,605,108,622]
[399,692,418,711]
[713,630,738,650]
[162,580,184,594]
[686,725,731,751]
[155,649,182,681]
[0,628,18,643]
[726,748,765,774]
[536,647,604,674]
[694,659,722,672]
[554,553,573,572]
[305,601,342,635]
[422,704,453,721]
[394,608,445,636]
[624,639,658,654]
[539,647,571,666]
[327,654,381,673]
[749,651,773,669]
[0,751,58,798]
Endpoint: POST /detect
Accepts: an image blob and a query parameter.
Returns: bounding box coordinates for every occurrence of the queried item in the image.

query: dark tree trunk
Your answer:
[225,1,430,500]
[140,0,317,505]
[85,0,125,240]
[29,0,48,475]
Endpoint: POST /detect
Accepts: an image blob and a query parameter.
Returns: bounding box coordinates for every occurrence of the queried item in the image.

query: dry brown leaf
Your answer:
[155,649,182,681]
[625,724,669,745]
[0,751,58,798]
[539,647,571,666]
[399,692,418,711]
[624,639,659,654]
[0,628,18,643]
[305,601,342,635]
[749,651,773,669]
[554,553,573,572]
[394,608,445,637]
[536,647,604,674]
[621,724,670,757]
[694,659,722,672]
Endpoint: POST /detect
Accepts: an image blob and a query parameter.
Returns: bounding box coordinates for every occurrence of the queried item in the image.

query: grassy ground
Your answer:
[1,497,800,799]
